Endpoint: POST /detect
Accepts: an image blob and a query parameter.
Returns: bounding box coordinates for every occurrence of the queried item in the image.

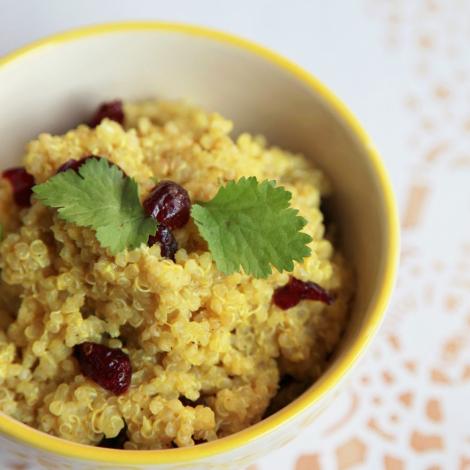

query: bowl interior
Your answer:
[0,25,394,442]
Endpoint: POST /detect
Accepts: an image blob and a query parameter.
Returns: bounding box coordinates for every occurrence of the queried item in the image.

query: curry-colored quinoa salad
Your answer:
[0,100,351,449]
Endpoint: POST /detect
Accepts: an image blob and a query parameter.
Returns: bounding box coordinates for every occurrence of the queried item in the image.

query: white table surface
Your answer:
[1,1,469,468]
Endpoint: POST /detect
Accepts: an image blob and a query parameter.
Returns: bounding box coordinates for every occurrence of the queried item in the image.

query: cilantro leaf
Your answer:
[191,177,312,278]
[33,158,157,254]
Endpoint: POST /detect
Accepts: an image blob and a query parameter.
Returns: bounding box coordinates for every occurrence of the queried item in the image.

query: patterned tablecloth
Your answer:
[1,1,469,469]
[254,1,470,469]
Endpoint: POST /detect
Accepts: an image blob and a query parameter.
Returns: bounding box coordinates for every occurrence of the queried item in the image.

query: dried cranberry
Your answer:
[148,224,178,260]
[56,156,124,176]
[2,167,35,207]
[273,277,333,310]
[56,159,82,174]
[143,181,191,230]
[98,425,128,449]
[56,155,100,174]
[89,100,124,128]
[74,342,131,395]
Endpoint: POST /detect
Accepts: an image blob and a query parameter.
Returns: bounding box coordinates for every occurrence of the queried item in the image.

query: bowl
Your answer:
[0,22,399,470]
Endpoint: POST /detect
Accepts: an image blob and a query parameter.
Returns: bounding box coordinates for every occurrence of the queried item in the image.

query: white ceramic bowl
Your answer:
[0,22,399,470]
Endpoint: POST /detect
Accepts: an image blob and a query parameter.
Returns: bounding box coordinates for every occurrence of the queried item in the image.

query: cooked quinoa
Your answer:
[0,100,351,449]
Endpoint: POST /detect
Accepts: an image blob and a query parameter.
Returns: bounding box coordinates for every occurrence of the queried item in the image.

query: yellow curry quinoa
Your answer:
[0,100,351,449]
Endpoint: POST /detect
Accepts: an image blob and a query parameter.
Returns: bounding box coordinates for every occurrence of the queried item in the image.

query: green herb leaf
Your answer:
[33,159,157,254]
[191,177,312,278]
[0,223,3,241]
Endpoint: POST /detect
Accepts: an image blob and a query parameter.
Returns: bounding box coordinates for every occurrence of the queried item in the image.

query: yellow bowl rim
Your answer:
[0,21,400,465]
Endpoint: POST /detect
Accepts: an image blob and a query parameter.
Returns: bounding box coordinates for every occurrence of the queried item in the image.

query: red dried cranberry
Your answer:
[56,156,99,174]
[143,181,191,230]
[2,167,35,207]
[98,425,128,449]
[89,100,124,128]
[273,277,333,310]
[148,224,178,260]
[56,156,124,176]
[56,159,82,174]
[74,342,131,395]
